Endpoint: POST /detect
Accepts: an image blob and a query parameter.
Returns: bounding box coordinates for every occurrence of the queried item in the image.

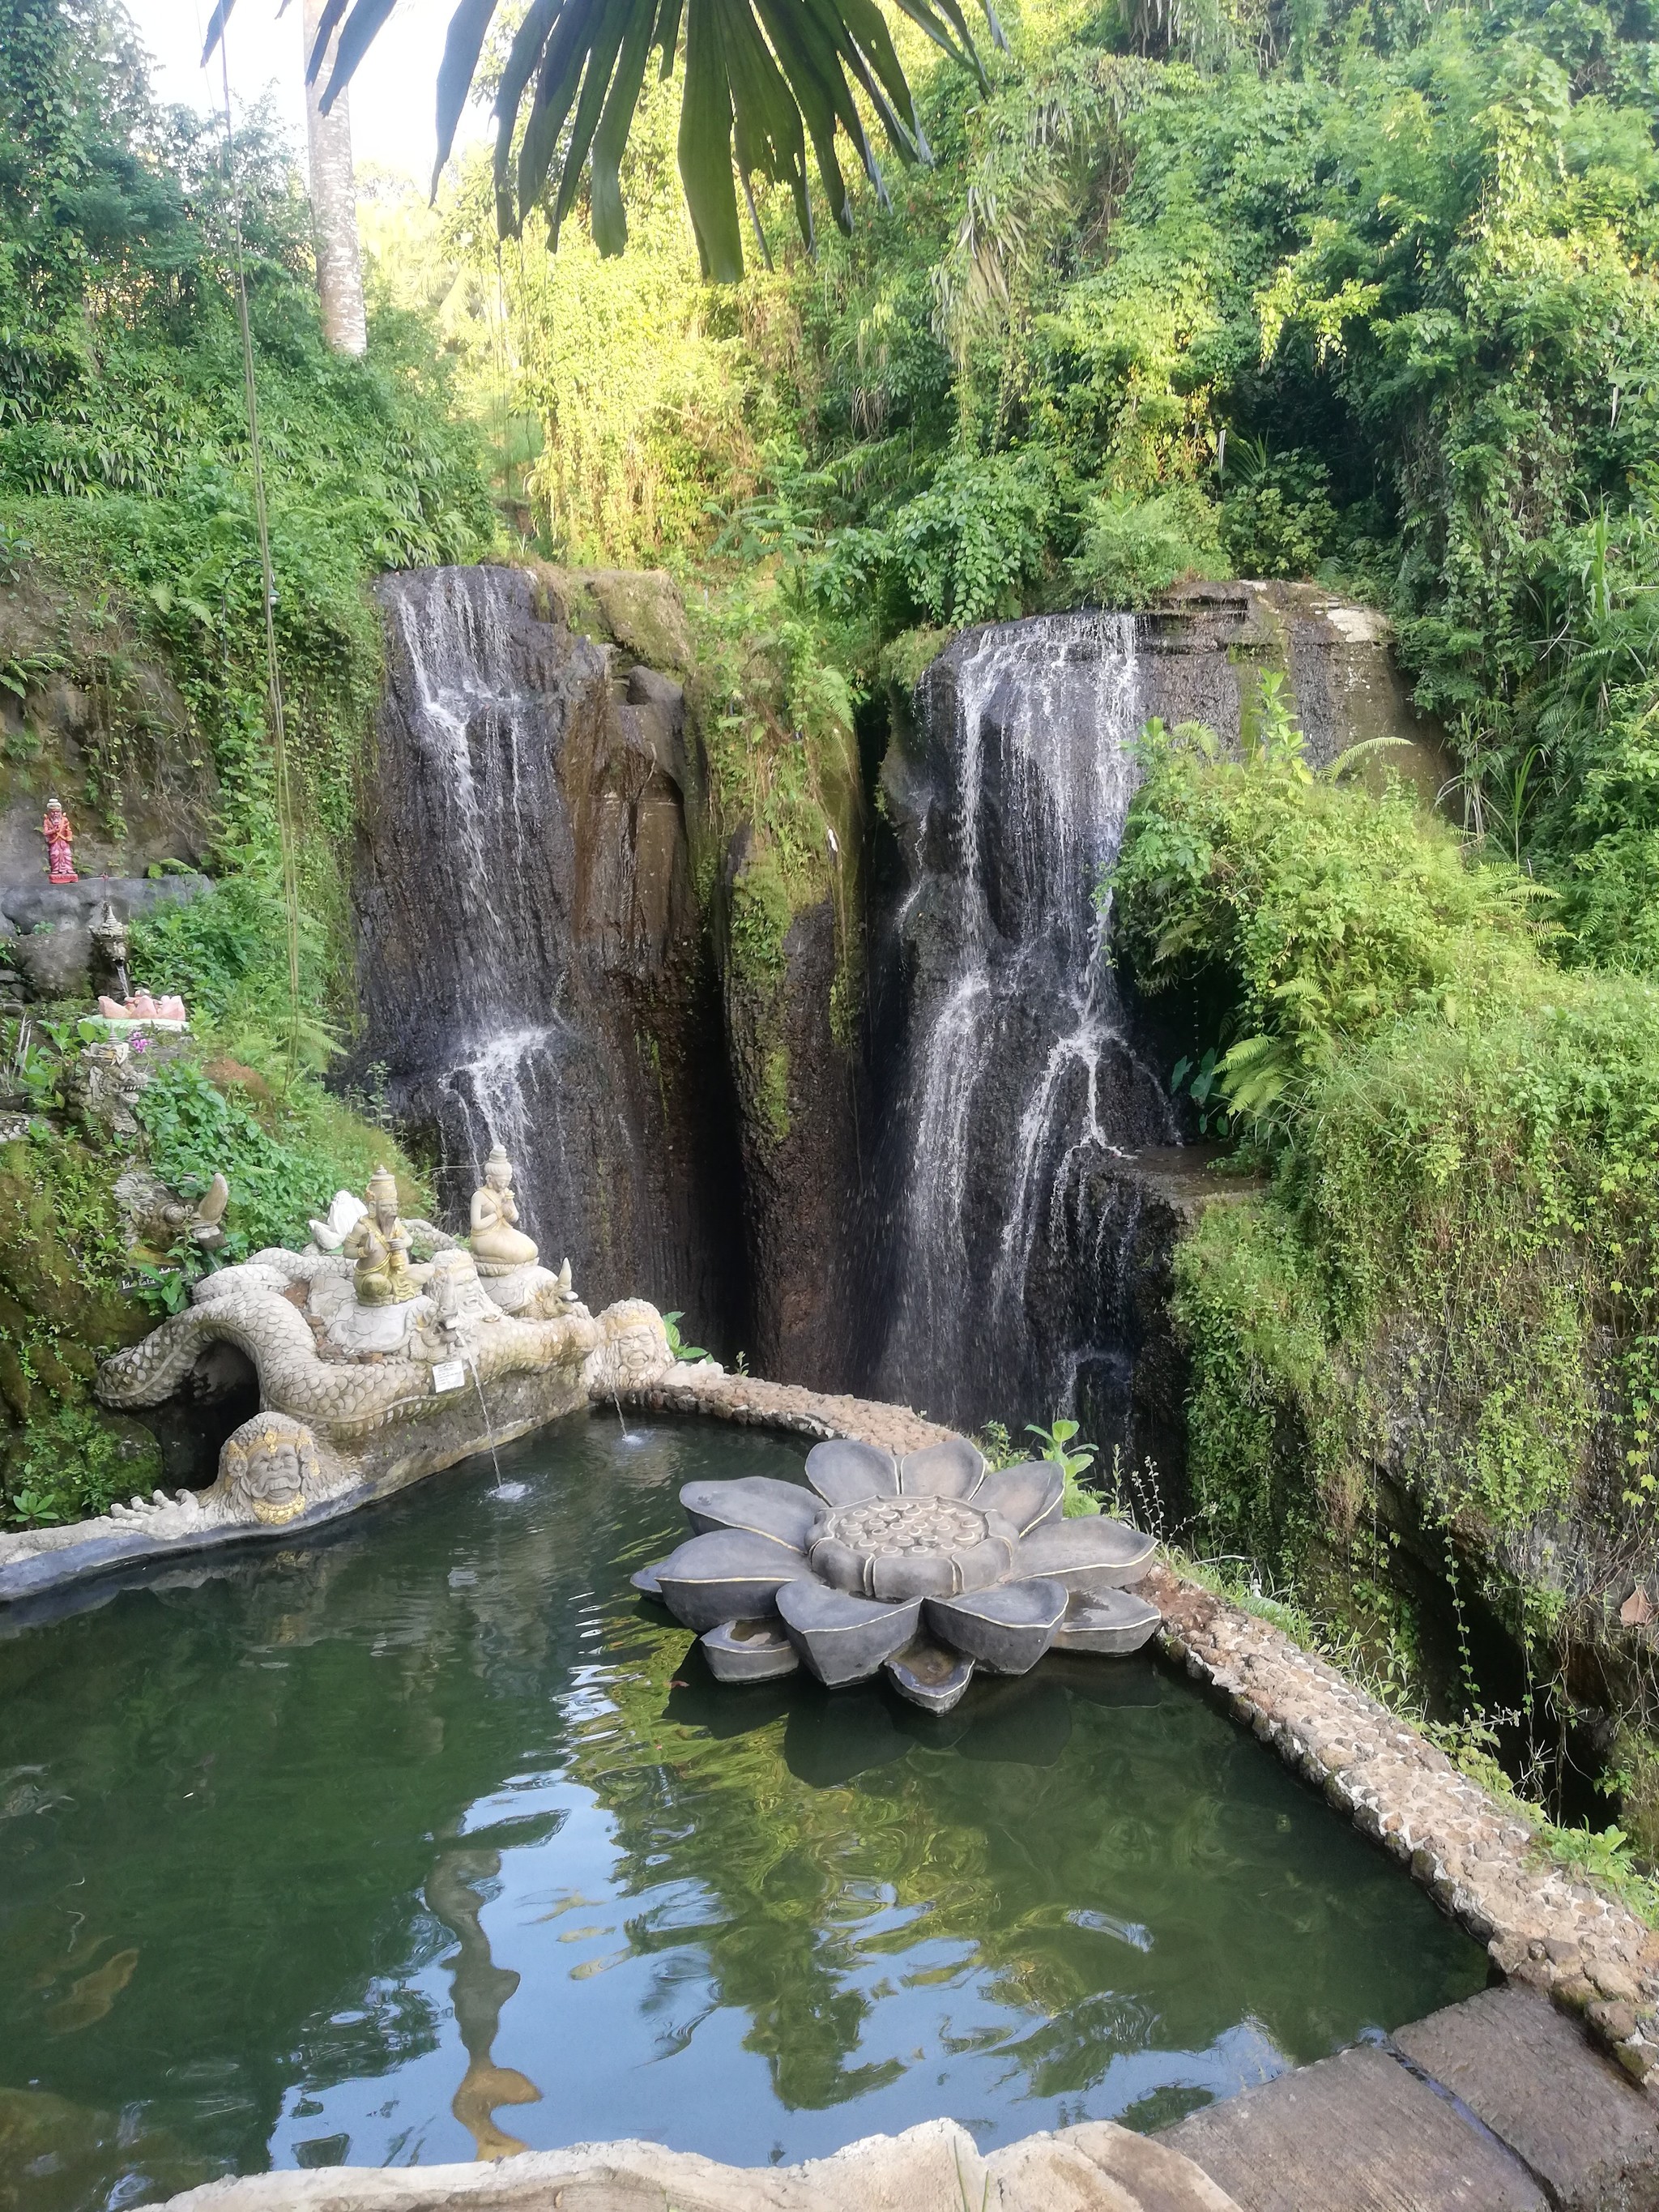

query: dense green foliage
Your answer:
[1,0,493,901]
[377,0,1659,950]
[1115,707,1659,1762]
[1111,698,1542,1129]
[0,0,482,1529]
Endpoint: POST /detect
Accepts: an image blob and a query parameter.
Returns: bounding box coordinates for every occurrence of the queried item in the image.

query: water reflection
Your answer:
[425,1846,542,2159]
[0,1414,1486,2210]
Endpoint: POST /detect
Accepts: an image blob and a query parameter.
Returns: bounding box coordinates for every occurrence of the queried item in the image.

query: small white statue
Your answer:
[309,1188,368,1253]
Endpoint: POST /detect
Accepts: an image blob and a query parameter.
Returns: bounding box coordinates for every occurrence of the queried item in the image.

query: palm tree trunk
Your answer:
[302,0,366,356]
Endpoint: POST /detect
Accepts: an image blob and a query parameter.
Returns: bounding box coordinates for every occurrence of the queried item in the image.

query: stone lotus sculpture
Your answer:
[635,1436,1161,1714]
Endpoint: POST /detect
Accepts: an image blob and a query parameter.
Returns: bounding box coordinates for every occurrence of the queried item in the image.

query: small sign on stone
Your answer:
[431,1359,467,1395]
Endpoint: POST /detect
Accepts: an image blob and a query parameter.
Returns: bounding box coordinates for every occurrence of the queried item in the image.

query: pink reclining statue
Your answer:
[98,990,188,1023]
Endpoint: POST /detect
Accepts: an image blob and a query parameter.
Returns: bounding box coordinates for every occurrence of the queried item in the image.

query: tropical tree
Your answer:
[203,0,1004,280]
[301,0,367,352]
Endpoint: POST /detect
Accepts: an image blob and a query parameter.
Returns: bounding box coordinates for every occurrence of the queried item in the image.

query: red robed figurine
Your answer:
[41,796,77,884]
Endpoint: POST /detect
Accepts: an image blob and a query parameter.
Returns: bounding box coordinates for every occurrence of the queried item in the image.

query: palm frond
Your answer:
[203,0,1004,279]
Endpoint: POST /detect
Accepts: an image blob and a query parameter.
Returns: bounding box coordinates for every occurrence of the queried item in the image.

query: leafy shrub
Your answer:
[132,1061,424,1262]
[1068,485,1224,607]
[127,875,338,1074]
[815,451,1058,628]
[1111,702,1539,1131]
[1219,448,1337,580]
[4,1401,160,1527]
[1114,702,1659,1612]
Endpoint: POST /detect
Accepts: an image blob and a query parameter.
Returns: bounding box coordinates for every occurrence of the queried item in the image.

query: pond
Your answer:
[0,1413,1486,2207]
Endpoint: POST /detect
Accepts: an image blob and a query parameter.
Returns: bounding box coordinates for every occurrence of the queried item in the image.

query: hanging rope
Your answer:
[215,27,305,1087]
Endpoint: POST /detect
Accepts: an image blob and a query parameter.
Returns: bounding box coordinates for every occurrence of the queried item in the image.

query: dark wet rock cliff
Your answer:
[352,568,1440,1410]
[352,563,744,1340]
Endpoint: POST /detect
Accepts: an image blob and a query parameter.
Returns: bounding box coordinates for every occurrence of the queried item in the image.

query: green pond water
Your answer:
[0,1413,1486,2207]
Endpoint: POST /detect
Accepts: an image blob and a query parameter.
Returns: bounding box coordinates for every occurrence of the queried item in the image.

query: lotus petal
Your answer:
[898,1437,986,1499]
[1016,1517,1156,1592]
[630,1562,666,1600]
[1051,1586,1161,1655]
[805,1438,899,1508]
[926,1576,1067,1675]
[776,1578,921,1686]
[972,1461,1064,1535]
[680,1475,821,1548]
[656,1529,806,1633]
[885,1638,975,1715]
[701,1617,801,1683]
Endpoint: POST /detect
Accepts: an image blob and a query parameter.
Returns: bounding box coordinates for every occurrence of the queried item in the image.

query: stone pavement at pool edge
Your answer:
[151,1998,1659,2212]
[160,2120,1235,2212]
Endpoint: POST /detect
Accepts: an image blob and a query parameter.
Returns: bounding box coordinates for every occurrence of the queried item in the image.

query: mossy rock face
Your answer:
[727,839,795,987]
[2,1400,162,1519]
[0,1132,164,1526]
[0,559,218,893]
[879,625,955,702]
[529,562,696,676]
[0,1147,145,1351]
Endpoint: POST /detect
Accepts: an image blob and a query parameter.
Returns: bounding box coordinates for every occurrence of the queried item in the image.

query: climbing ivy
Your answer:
[1113,707,1659,1725]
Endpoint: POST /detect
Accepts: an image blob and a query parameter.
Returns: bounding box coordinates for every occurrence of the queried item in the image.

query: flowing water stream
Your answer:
[874,615,1179,1432]
[367,570,607,1256]
[0,1416,1482,2206]
[354,568,734,1329]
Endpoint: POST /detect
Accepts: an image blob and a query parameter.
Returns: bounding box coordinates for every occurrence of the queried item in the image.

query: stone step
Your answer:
[1161,2040,1548,2210]
[1395,1986,1659,2212]
[155,2118,1242,2211]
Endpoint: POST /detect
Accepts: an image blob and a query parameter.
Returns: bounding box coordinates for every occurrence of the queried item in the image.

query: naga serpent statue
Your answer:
[94,1243,667,1442]
[0,1157,679,1606]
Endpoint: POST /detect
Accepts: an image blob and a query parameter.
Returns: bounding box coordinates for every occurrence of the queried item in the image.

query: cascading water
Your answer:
[870,612,1177,1435]
[352,566,737,1329]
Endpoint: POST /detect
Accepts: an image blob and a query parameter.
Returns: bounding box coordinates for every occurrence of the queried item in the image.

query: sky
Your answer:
[124,0,489,186]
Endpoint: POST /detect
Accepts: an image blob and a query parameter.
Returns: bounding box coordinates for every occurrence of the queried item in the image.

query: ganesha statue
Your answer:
[343,1166,421,1305]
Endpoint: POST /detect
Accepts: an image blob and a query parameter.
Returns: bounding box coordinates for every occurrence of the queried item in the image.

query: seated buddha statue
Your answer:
[342,1165,420,1305]
[469,1143,539,1276]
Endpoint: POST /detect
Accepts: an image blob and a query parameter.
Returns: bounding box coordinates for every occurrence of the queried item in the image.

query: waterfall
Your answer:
[365,570,608,1255]
[353,566,733,1327]
[872,612,1176,1434]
